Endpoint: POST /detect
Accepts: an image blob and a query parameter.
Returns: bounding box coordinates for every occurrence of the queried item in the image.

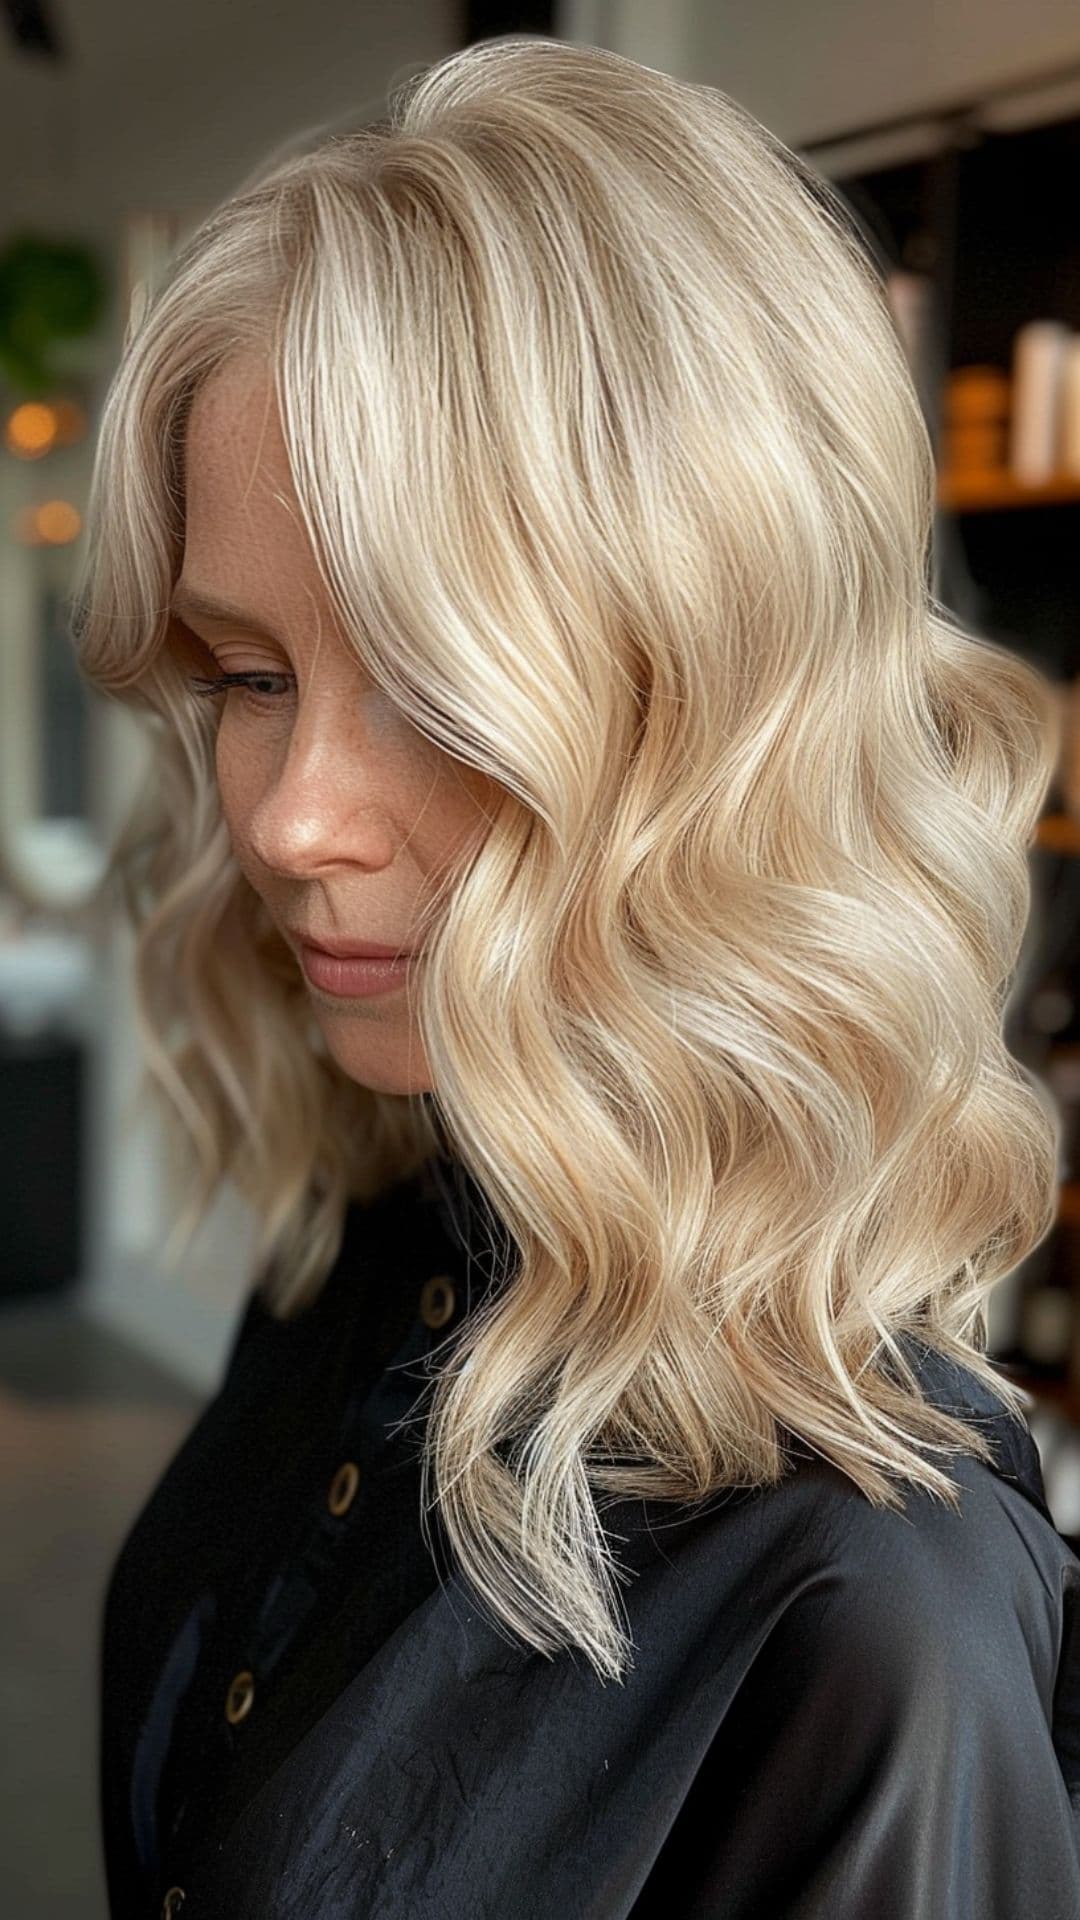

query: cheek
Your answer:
[428,763,499,868]
[214,721,261,844]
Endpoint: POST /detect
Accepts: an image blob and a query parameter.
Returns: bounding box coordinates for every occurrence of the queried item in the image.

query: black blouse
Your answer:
[99,1153,1080,1919]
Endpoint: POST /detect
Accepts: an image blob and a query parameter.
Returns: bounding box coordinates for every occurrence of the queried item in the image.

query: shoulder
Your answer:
[756,1439,1067,1726]
[767,1337,1065,1650]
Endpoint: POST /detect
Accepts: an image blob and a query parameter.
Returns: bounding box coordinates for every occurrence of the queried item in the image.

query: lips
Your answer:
[294,933,414,960]
[298,942,417,1001]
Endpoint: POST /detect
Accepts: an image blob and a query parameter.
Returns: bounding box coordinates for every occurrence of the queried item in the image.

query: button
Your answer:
[225,1669,255,1724]
[161,1890,185,1918]
[327,1459,360,1515]
[419,1273,456,1329]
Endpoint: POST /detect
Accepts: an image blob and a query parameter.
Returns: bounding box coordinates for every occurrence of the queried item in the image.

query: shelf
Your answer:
[937,471,1080,513]
[1060,1183,1080,1228]
[1035,814,1080,857]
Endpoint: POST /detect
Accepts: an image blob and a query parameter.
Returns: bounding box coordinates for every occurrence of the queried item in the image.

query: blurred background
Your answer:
[4,1,1080,1912]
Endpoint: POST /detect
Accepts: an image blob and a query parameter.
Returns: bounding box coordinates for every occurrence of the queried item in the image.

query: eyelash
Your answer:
[187,671,296,706]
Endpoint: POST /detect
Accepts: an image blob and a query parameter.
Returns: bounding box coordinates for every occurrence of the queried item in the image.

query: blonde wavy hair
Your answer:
[70,34,1063,1684]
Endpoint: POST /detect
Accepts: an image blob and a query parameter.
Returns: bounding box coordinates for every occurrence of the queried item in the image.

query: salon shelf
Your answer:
[1035,814,1080,857]
[938,472,1080,513]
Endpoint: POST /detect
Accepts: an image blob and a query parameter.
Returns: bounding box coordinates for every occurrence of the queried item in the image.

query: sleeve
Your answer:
[665,1480,1080,1920]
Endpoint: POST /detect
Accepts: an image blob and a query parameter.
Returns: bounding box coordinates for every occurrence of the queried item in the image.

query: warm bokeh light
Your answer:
[11,498,83,545]
[4,401,59,457]
[37,499,82,543]
[1,396,87,456]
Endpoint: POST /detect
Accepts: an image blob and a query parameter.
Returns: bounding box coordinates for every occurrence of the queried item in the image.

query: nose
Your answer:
[246,708,402,880]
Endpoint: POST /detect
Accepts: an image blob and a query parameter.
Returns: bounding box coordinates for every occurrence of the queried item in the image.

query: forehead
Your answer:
[181,353,327,631]
[184,351,289,495]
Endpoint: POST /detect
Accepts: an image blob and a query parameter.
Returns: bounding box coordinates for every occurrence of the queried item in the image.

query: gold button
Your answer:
[161,1890,185,1918]
[328,1459,360,1515]
[225,1669,255,1725]
[419,1273,456,1328]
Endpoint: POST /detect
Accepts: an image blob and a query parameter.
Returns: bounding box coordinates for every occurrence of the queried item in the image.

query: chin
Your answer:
[319,1025,433,1097]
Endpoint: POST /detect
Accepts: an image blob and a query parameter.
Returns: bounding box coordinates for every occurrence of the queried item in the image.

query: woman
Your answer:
[73,33,1080,1920]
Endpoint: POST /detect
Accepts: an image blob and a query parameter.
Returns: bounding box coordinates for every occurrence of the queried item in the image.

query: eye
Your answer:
[187,670,296,709]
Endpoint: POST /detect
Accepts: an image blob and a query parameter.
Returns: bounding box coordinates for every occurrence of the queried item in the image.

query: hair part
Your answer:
[70,33,1062,1684]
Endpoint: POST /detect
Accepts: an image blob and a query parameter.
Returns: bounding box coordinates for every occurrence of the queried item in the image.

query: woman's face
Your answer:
[172,352,497,1095]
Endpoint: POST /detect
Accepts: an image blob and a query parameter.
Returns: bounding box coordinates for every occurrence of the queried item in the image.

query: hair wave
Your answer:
[70,34,1063,1683]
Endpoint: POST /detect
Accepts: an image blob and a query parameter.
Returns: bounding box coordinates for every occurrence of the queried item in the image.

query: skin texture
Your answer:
[172,351,498,1094]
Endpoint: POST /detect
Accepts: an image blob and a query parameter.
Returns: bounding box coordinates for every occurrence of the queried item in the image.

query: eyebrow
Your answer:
[168,584,284,641]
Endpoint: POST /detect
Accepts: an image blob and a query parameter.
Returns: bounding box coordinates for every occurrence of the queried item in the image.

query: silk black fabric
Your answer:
[99,1153,1080,1918]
